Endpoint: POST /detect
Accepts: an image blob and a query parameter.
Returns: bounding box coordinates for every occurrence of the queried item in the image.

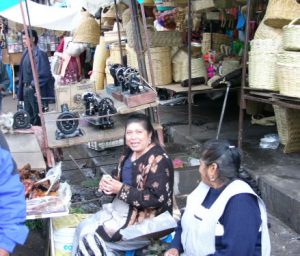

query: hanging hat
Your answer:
[73,11,100,46]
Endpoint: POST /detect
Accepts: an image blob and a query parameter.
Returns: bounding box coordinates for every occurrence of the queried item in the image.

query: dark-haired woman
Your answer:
[72,113,174,256]
[165,139,270,256]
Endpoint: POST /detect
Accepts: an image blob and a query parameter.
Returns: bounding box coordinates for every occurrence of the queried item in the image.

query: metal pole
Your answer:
[140,3,156,88]
[129,0,148,81]
[19,0,50,163]
[216,81,231,139]
[188,0,192,135]
[238,0,251,149]
[113,0,124,66]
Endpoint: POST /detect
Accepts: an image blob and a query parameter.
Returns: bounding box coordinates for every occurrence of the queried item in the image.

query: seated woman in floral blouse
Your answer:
[72,113,174,256]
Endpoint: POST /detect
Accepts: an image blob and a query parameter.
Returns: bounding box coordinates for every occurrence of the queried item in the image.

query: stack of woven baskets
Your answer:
[276,18,300,98]
[248,39,281,91]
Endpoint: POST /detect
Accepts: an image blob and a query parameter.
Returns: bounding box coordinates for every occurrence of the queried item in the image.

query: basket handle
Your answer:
[287,17,300,27]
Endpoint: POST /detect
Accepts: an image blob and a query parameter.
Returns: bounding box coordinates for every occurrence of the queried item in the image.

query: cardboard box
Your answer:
[55,80,95,111]
[123,89,157,108]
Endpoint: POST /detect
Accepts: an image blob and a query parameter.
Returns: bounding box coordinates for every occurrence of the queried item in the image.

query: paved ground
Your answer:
[2,93,300,255]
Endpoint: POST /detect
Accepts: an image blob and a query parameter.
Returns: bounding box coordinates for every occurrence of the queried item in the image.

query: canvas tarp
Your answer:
[0,0,81,31]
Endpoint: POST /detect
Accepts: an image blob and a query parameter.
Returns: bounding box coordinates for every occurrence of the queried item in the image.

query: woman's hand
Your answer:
[0,248,9,256]
[164,248,179,256]
[99,176,123,195]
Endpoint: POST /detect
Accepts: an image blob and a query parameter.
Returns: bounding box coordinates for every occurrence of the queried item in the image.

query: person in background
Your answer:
[72,113,174,256]
[165,139,271,256]
[0,131,29,256]
[17,29,55,125]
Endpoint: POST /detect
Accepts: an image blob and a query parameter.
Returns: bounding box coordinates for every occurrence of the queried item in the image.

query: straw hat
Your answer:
[73,11,100,46]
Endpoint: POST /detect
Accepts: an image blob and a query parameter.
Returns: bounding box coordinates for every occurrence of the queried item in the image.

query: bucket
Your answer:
[53,228,76,256]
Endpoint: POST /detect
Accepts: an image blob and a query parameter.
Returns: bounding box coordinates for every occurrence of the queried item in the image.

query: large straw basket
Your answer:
[90,37,109,90]
[73,12,100,46]
[109,42,127,64]
[276,51,300,98]
[145,47,172,86]
[172,49,207,82]
[126,44,139,69]
[202,33,231,54]
[283,18,300,51]
[248,52,278,90]
[273,105,300,153]
[254,18,282,40]
[126,21,183,49]
[264,0,300,28]
[250,39,282,53]
[221,58,240,76]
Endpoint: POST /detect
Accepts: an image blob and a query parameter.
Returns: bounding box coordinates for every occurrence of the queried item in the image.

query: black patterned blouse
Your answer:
[114,144,174,226]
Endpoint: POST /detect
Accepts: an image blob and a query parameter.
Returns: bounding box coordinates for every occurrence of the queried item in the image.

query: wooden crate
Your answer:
[123,89,157,108]
[55,80,95,111]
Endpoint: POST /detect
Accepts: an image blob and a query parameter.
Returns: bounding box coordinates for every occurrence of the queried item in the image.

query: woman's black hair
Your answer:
[200,139,241,179]
[22,29,38,45]
[124,113,160,145]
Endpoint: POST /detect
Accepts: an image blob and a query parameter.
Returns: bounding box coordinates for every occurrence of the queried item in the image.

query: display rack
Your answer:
[238,0,300,153]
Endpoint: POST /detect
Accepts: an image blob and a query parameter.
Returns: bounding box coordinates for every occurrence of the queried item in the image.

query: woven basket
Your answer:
[202,33,231,54]
[73,12,100,46]
[277,51,300,97]
[221,58,240,76]
[172,49,207,82]
[273,105,300,153]
[248,52,278,90]
[191,0,215,12]
[145,47,172,86]
[283,18,300,51]
[264,0,300,28]
[90,37,109,90]
[250,39,282,53]
[109,42,127,64]
[126,21,183,48]
[254,18,283,40]
[126,44,139,69]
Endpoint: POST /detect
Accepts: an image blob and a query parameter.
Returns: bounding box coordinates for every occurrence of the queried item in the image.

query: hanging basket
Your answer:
[282,18,300,51]
[264,0,300,28]
[248,51,278,91]
[73,11,100,46]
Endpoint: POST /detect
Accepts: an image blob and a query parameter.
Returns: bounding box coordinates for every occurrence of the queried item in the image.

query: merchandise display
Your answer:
[82,92,117,129]
[55,104,82,140]
[13,102,31,130]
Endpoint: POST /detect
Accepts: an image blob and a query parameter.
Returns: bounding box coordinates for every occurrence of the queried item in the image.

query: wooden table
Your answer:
[4,133,46,170]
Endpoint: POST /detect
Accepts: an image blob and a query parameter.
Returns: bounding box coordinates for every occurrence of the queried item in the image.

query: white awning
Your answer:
[0,0,82,31]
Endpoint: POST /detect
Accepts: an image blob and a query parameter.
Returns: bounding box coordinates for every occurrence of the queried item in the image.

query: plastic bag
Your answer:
[120,211,177,240]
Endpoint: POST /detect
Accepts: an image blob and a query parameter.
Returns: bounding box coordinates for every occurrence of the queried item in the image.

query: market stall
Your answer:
[238,0,300,153]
